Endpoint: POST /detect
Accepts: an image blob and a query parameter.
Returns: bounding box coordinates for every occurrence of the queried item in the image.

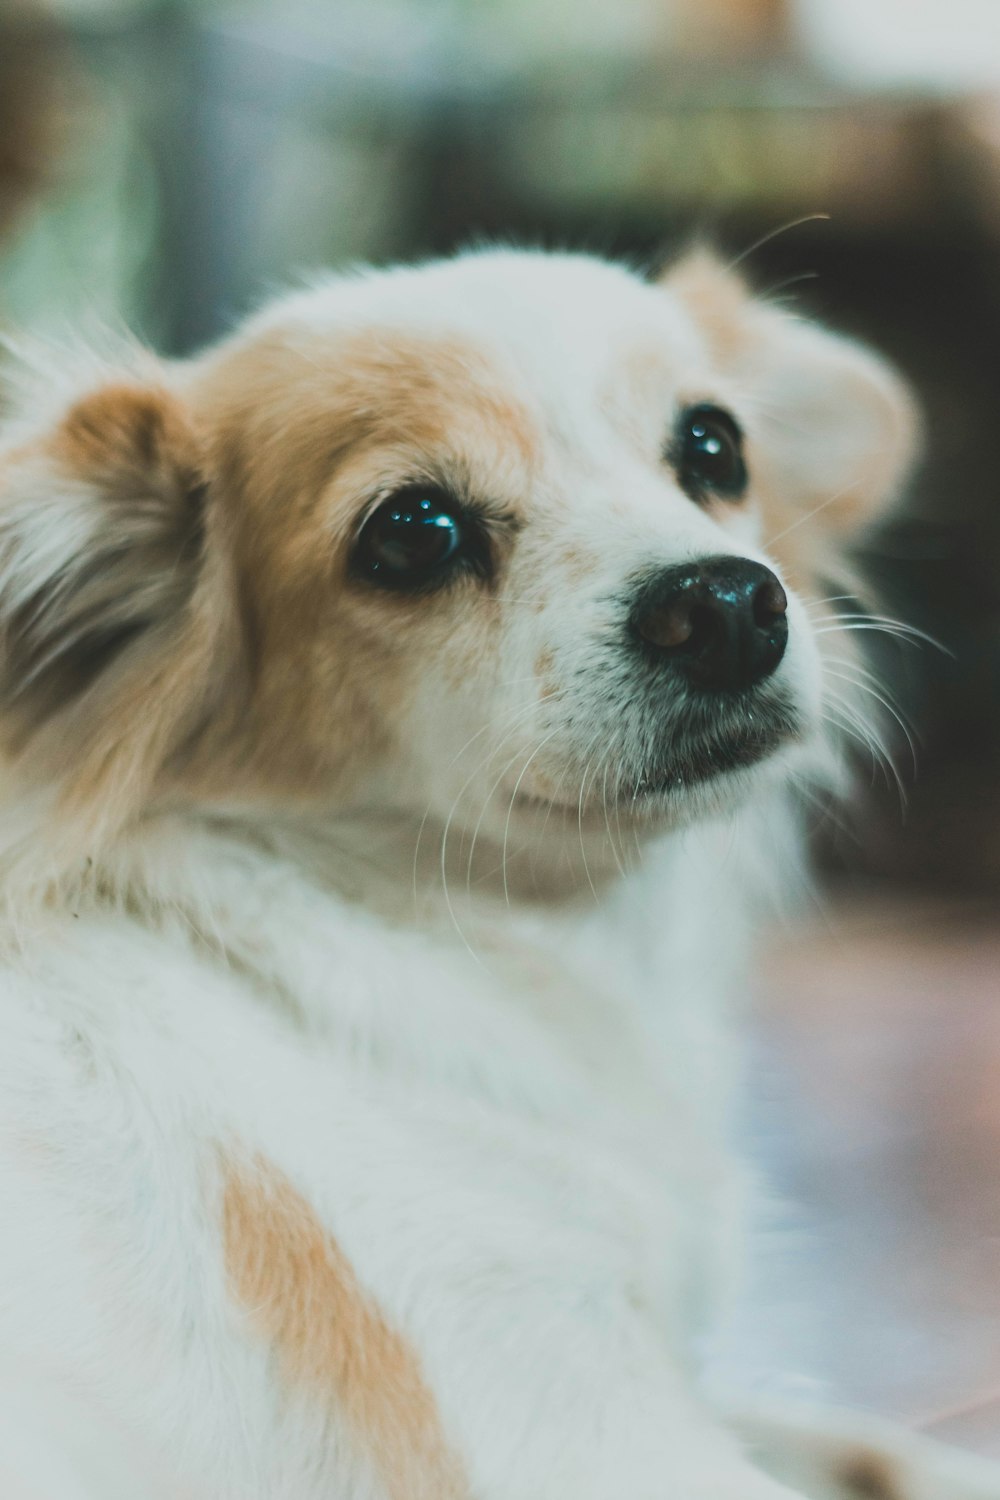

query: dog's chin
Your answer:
[631,720,789,800]
[610,726,791,828]
[515,709,800,829]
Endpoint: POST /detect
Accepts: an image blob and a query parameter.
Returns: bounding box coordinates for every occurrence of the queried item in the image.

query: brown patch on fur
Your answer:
[664,249,753,364]
[749,469,816,597]
[221,1153,466,1500]
[172,326,539,800]
[534,647,554,679]
[0,379,240,854]
[836,1449,905,1500]
[54,384,201,496]
[533,645,560,703]
[559,545,595,585]
[56,563,238,839]
[194,327,536,538]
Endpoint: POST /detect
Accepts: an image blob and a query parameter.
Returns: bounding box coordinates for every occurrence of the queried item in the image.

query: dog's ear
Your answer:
[664,248,920,534]
[0,359,231,842]
[0,379,205,728]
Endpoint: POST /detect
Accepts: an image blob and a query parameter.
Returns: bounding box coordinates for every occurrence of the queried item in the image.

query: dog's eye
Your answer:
[353,488,477,591]
[673,404,747,501]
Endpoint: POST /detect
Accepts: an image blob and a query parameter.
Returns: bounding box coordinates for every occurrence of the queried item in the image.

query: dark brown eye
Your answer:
[673,404,747,501]
[352,488,483,591]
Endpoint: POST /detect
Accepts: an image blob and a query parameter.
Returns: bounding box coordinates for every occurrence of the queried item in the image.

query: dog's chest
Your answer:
[0,844,755,1496]
[197,852,747,1331]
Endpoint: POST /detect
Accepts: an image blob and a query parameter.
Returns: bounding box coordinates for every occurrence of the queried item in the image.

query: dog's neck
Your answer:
[0,767,804,970]
[197,804,638,921]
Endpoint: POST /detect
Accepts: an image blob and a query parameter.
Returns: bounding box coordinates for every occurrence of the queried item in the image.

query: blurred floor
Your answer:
[714,895,1000,1458]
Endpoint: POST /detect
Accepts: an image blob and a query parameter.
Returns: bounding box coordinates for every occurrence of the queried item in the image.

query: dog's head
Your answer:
[0,249,918,880]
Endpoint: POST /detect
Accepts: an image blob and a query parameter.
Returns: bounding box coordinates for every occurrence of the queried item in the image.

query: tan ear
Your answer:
[0,381,204,727]
[0,366,231,844]
[661,247,754,364]
[664,248,921,534]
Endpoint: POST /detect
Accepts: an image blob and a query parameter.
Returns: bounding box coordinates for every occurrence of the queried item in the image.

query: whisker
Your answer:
[411,697,542,915]
[461,709,557,904]
[790,762,857,844]
[601,756,627,879]
[823,655,917,727]
[501,728,563,907]
[807,610,949,654]
[759,270,820,302]
[576,732,607,905]
[822,672,913,807]
[764,482,859,547]
[432,698,545,956]
[726,211,831,272]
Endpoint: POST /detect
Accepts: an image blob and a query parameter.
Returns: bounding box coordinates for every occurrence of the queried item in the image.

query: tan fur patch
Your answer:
[54,384,200,493]
[836,1449,904,1500]
[194,327,536,539]
[664,249,753,364]
[171,327,539,801]
[559,545,596,585]
[0,379,237,856]
[533,646,560,704]
[221,1153,466,1500]
[751,469,817,597]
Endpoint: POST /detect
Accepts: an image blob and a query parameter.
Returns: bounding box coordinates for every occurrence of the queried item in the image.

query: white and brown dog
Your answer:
[0,247,994,1500]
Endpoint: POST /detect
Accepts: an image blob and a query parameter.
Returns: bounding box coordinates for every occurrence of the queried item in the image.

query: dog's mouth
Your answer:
[513,700,800,818]
[631,712,795,799]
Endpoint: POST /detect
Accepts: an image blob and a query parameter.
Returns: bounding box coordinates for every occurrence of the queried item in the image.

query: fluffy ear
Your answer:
[0,379,205,726]
[664,249,921,535]
[0,363,228,844]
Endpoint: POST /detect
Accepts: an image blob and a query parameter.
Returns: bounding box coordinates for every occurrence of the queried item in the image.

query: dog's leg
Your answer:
[724,1396,1000,1500]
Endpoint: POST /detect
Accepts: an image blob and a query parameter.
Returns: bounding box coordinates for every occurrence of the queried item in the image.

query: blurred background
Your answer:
[2,0,999,1461]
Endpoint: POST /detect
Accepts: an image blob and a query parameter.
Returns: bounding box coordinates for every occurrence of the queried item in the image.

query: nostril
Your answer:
[637,598,731,654]
[753,578,788,629]
[637,600,695,650]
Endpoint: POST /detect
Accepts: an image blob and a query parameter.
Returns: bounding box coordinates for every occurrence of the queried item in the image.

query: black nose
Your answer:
[630,556,788,692]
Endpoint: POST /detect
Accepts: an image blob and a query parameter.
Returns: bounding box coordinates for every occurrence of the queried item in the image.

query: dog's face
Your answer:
[0,250,917,868]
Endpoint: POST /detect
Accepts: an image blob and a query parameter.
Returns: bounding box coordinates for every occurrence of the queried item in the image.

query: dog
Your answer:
[0,245,995,1499]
